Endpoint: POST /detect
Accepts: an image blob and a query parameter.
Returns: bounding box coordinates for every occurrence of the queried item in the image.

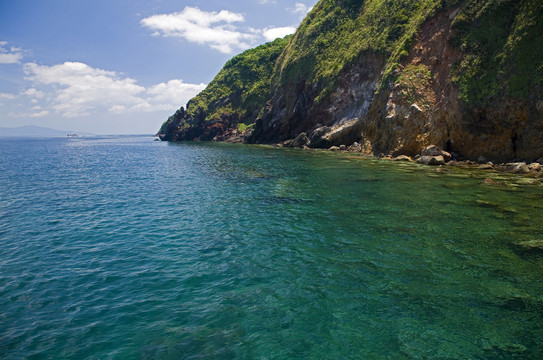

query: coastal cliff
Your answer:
[158,0,543,162]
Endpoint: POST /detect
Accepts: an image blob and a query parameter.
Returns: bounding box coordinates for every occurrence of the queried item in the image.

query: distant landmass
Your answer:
[0,126,92,137]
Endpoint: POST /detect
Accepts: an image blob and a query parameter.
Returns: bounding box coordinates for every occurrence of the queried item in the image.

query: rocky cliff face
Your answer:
[159,0,543,162]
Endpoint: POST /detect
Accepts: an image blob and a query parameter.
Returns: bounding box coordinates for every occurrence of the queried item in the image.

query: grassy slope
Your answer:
[268,0,543,108]
[271,0,446,103]
[158,36,290,135]
[451,0,543,104]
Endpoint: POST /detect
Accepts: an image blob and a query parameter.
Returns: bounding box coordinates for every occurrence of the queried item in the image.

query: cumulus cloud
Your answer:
[290,3,313,19]
[23,61,205,117]
[141,7,258,53]
[29,110,50,118]
[262,26,296,41]
[146,79,206,111]
[0,41,24,64]
[24,62,146,117]
[23,88,45,98]
[0,92,17,100]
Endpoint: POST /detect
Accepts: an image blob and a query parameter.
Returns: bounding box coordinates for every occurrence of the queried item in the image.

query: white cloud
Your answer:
[262,26,297,41]
[21,61,206,118]
[0,41,24,64]
[29,110,49,118]
[141,6,258,54]
[0,92,16,100]
[290,3,313,19]
[145,79,206,111]
[24,62,146,117]
[258,0,277,4]
[23,88,45,99]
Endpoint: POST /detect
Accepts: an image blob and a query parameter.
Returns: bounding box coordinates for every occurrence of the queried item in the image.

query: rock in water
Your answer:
[505,162,530,174]
[421,145,451,162]
[393,155,412,162]
[420,155,445,165]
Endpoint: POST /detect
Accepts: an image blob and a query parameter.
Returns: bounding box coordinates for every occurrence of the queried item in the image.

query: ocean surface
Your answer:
[1,135,543,359]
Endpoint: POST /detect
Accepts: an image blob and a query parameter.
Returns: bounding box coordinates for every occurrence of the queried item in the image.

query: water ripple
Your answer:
[1,137,543,359]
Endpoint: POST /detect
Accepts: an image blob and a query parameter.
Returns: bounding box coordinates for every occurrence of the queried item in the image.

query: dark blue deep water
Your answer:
[1,135,543,359]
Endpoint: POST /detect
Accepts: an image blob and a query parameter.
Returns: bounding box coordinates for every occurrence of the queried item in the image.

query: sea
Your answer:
[1,135,542,359]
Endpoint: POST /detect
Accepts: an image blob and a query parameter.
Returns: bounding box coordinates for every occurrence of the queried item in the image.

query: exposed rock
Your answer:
[329,146,340,151]
[307,126,332,148]
[420,155,445,165]
[307,120,363,149]
[409,103,422,114]
[348,142,362,152]
[283,132,309,148]
[528,163,542,172]
[421,145,451,162]
[393,155,412,162]
[505,162,530,174]
[477,164,494,170]
[339,144,347,151]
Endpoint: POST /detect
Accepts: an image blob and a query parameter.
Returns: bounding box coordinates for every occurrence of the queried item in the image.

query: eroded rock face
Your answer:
[251,9,542,163]
[249,53,386,147]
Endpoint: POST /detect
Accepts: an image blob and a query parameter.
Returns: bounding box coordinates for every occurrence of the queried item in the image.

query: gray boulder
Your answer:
[283,132,309,148]
[505,162,530,174]
[420,155,445,165]
[421,145,451,162]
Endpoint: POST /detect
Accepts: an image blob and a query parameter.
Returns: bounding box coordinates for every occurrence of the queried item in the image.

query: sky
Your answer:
[0,0,317,134]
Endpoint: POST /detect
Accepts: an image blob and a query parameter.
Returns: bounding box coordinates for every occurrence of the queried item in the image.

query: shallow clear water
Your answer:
[1,136,542,359]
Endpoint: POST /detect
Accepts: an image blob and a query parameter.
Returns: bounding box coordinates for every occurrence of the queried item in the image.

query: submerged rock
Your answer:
[516,239,543,250]
[481,178,504,186]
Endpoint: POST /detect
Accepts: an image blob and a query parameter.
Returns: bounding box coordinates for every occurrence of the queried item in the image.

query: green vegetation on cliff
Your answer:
[271,0,542,106]
[186,36,290,121]
[452,0,543,104]
[158,36,289,138]
[273,0,445,102]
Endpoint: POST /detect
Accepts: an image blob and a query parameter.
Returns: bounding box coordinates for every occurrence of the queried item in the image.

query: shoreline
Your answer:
[161,137,543,184]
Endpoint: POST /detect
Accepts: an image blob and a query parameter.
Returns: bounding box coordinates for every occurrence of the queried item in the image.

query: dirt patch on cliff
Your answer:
[405,9,461,115]
[382,8,463,156]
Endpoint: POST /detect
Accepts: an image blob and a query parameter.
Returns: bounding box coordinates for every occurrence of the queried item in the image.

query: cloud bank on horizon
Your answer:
[0,1,315,133]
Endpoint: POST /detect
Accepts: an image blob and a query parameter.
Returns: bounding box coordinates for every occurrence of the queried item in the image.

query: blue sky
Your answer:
[0,0,317,134]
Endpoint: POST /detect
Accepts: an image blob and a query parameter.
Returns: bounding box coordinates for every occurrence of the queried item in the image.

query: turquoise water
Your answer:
[1,136,543,359]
